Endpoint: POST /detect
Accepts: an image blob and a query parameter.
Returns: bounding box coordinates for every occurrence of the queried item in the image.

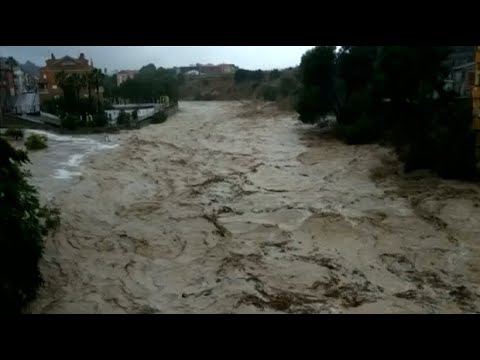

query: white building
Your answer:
[116,70,138,86]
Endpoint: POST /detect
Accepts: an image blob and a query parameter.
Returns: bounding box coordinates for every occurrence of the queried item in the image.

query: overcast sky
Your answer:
[0,46,315,72]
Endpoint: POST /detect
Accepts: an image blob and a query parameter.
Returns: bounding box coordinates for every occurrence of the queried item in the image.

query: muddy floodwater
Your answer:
[28,101,480,313]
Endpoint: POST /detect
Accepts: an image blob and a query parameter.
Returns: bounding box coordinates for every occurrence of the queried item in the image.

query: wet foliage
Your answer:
[296,46,477,179]
[25,134,48,150]
[0,138,48,313]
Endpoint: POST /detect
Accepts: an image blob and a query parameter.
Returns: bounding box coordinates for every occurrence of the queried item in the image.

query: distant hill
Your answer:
[0,57,40,75]
[20,61,40,76]
[179,68,300,110]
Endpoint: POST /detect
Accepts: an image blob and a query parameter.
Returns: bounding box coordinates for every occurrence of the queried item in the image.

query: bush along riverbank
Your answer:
[0,137,61,313]
[295,46,479,180]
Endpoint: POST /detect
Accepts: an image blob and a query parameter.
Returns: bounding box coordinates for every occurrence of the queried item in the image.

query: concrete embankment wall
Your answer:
[0,113,56,130]
[137,103,179,128]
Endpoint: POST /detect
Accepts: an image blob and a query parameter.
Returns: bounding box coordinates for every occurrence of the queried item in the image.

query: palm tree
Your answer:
[70,73,85,103]
[55,71,68,91]
[86,70,96,110]
[92,68,105,112]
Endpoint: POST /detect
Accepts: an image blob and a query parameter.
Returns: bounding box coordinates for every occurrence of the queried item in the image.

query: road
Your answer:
[30,101,480,313]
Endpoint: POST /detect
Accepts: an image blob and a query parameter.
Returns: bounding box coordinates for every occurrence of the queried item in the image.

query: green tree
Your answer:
[139,64,156,75]
[92,68,105,112]
[234,69,249,83]
[296,45,477,178]
[55,72,77,112]
[262,85,279,101]
[295,46,338,123]
[86,71,95,109]
[269,69,281,80]
[177,72,186,86]
[279,76,297,97]
[0,138,45,313]
[117,65,179,104]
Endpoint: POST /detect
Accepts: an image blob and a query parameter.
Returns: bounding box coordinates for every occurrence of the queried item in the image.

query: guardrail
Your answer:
[136,103,178,127]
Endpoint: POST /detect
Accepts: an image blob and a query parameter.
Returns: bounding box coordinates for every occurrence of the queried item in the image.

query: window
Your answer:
[52,85,57,90]
[43,74,47,79]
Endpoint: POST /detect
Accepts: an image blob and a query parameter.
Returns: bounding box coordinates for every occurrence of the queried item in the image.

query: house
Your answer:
[179,66,198,74]
[14,67,27,94]
[117,70,138,86]
[448,46,475,68]
[178,63,237,76]
[186,70,200,76]
[198,63,219,75]
[444,46,476,98]
[37,53,96,102]
[0,62,16,96]
[451,62,475,98]
[0,62,16,112]
[218,63,236,74]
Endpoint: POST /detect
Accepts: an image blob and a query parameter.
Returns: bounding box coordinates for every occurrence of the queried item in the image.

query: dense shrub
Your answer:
[279,76,297,97]
[0,138,46,313]
[25,134,48,150]
[336,114,381,145]
[4,128,24,140]
[93,113,108,127]
[296,46,478,179]
[262,85,279,102]
[61,115,79,130]
[234,69,265,84]
[269,69,281,80]
[40,97,64,117]
[151,111,168,124]
[295,86,328,124]
[402,98,477,178]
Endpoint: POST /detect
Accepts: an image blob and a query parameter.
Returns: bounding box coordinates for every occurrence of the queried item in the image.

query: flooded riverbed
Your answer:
[23,130,119,202]
[28,101,480,313]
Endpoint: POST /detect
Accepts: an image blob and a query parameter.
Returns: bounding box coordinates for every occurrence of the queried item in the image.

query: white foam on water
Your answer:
[63,153,86,167]
[29,129,121,181]
[52,169,82,179]
[28,129,104,146]
[28,129,76,142]
[97,143,119,150]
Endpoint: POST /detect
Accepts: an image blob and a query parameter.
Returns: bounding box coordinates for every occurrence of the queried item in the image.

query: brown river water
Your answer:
[25,101,480,313]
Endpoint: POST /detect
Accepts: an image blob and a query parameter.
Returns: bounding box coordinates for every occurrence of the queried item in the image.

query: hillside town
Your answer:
[0,52,238,129]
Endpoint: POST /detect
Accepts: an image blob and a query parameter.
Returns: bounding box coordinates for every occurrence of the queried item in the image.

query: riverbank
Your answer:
[29,101,480,314]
